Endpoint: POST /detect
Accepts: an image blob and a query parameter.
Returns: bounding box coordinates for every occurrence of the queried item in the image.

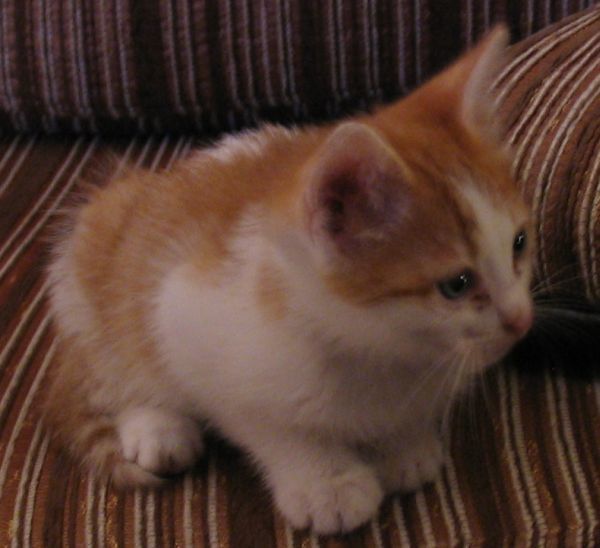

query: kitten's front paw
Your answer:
[273,463,383,534]
[378,433,445,493]
[118,408,204,476]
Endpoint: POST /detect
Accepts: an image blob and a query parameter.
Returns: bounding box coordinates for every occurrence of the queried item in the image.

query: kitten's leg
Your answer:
[375,426,445,494]
[117,407,204,476]
[236,427,383,534]
[44,338,204,486]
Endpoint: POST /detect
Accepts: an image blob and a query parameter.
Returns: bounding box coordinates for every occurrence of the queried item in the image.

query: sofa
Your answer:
[0,2,598,546]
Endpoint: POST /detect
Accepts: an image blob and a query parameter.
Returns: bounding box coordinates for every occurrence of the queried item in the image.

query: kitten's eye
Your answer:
[513,230,527,256]
[437,270,475,300]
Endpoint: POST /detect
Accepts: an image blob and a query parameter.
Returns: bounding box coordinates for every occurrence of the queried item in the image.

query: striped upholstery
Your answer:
[0,0,597,135]
[0,7,599,548]
[497,6,600,305]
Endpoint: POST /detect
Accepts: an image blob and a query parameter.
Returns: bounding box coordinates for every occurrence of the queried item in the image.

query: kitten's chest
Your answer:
[302,358,446,440]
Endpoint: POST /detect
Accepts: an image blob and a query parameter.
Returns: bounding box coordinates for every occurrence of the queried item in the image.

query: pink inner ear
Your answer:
[305,122,413,253]
[315,163,407,255]
[319,173,362,238]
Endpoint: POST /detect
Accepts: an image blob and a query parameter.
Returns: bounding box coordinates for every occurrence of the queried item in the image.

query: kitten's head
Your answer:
[299,26,532,372]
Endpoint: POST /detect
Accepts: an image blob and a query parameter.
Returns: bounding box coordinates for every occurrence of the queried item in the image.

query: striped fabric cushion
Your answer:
[0,8,599,548]
[498,5,600,305]
[0,0,596,135]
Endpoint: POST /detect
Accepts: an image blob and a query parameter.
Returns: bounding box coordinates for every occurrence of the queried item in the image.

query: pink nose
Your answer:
[501,307,533,338]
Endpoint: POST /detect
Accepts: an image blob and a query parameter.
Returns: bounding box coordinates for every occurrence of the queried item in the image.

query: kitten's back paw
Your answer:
[274,463,383,535]
[117,407,204,477]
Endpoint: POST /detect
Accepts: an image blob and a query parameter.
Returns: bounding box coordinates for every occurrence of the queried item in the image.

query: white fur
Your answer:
[149,217,455,532]
[118,407,204,475]
[460,183,533,347]
[148,190,530,533]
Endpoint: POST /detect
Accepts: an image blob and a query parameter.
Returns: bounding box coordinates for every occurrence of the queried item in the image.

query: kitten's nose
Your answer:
[501,307,533,338]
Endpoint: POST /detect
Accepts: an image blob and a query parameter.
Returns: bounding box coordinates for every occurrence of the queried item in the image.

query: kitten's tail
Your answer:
[43,338,164,487]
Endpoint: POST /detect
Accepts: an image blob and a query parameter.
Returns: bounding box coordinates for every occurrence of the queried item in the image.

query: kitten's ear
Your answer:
[304,122,411,257]
[452,25,509,132]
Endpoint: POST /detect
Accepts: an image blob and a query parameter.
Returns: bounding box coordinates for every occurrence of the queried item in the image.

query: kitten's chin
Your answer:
[464,336,522,372]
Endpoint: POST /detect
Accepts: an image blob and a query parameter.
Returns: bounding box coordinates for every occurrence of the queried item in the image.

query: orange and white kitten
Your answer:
[45,27,533,534]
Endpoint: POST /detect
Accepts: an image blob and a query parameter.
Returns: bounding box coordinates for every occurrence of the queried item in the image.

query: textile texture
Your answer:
[0,3,599,548]
[0,0,597,135]
[497,6,600,305]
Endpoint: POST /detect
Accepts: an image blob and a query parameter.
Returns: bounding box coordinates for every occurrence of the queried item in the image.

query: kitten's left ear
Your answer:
[455,25,509,132]
[303,122,412,259]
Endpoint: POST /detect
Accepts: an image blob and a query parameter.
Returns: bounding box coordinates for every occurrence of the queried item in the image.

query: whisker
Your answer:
[535,308,600,323]
[531,275,586,296]
[461,352,483,446]
[395,358,449,417]
[476,365,494,423]
[441,351,471,440]
[534,295,599,310]
[429,354,462,434]
[530,263,583,291]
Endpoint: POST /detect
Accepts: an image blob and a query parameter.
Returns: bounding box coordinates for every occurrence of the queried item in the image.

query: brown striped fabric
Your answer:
[0,1,597,135]
[497,5,600,306]
[1,8,600,548]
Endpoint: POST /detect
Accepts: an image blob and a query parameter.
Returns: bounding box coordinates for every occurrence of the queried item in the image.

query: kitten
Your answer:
[44,26,533,534]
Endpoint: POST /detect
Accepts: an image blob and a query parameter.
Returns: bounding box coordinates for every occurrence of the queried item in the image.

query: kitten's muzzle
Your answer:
[500,305,533,339]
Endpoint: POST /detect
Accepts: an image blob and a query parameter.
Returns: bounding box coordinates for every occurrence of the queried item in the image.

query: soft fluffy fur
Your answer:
[44,27,533,534]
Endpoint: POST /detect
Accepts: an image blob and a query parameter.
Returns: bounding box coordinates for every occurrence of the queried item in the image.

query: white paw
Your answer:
[273,463,383,534]
[117,408,204,476]
[378,434,445,493]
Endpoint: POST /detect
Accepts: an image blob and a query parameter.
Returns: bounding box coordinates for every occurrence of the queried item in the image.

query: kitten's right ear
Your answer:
[303,122,412,259]
[458,25,509,133]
